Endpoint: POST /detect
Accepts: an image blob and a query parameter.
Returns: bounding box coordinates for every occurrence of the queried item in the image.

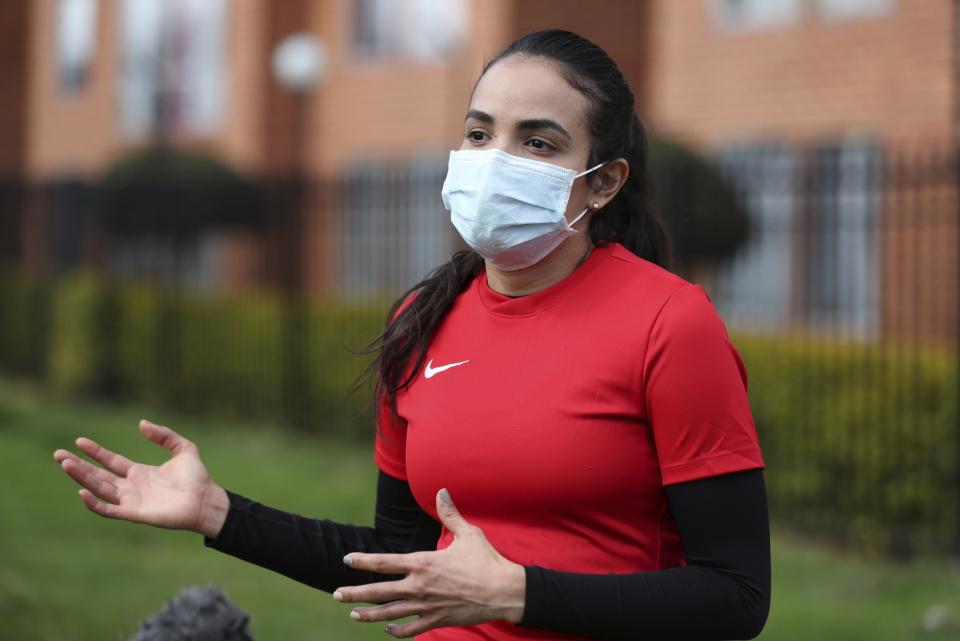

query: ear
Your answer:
[590,158,630,208]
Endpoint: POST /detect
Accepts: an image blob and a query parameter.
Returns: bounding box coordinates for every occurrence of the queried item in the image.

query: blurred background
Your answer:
[0,0,958,639]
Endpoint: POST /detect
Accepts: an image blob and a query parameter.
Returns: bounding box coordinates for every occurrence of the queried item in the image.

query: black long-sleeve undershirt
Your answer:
[202,470,440,592]
[203,468,770,640]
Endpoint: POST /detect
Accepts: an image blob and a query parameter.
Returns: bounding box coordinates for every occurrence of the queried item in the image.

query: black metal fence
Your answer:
[0,145,957,555]
[705,142,959,555]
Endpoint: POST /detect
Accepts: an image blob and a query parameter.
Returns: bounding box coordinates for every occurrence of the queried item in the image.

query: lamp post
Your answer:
[271,33,326,429]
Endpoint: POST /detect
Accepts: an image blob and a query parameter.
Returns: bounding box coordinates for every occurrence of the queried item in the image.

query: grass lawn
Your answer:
[1,374,959,640]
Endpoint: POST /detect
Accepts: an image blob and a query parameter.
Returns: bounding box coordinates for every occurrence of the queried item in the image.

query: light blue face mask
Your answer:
[440,148,606,271]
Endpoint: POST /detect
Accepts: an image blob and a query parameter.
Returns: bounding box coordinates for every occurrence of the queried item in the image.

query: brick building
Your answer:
[1,0,956,342]
[643,0,957,344]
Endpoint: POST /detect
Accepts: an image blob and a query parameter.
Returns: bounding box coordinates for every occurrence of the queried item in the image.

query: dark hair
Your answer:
[357,29,674,431]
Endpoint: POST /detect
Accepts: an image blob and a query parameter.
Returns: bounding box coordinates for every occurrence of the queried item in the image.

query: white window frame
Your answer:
[712,0,804,32]
[338,158,454,298]
[709,143,798,334]
[118,0,228,139]
[352,0,468,61]
[815,0,894,21]
[804,139,881,339]
[56,0,99,96]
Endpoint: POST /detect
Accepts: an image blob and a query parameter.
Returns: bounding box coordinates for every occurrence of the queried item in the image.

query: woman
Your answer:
[54,30,770,641]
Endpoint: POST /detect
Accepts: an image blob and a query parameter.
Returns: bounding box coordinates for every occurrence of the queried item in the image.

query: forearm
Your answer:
[203,471,441,593]
[520,563,766,641]
[204,490,402,592]
[518,469,770,641]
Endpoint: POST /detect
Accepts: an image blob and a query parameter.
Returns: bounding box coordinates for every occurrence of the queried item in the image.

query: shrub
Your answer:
[648,135,751,274]
[175,289,285,420]
[103,282,386,439]
[98,148,265,238]
[5,268,958,553]
[303,299,387,439]
[0,269,50,377]
[733,332,959,555]
[1,269,389,438]
[101,281,164,405]
[47,271,106,395]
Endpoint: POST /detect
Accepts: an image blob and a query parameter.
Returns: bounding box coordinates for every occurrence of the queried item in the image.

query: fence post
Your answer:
[955,143,960,557]
[280,173,310,431]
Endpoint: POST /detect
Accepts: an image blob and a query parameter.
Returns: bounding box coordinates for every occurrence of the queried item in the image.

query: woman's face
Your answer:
[461,55,599,221]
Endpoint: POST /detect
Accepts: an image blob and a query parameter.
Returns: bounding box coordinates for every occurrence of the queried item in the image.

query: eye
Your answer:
[526,138,556,152]
[466,130,489,144]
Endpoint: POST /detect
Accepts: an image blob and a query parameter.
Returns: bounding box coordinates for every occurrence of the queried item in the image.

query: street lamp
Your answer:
[272,33,327,95]
[271,32,326,430]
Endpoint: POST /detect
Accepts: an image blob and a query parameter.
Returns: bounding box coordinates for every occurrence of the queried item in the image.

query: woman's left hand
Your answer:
[332,488,526,638]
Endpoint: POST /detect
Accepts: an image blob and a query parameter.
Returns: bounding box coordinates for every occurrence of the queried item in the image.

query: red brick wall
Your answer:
[511,0,652,111]
[645,0,955,150]
[644,0,957,345]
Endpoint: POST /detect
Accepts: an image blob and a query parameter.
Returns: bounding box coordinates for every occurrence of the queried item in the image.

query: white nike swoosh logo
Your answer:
[424,359,470,379]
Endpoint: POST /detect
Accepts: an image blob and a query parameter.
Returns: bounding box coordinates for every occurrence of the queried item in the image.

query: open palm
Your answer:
[53,420,221,535]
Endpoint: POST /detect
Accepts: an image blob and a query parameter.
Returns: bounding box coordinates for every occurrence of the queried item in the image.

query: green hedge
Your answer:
[0,269,51,377]
[734,333,959,555]
[11,270,390,441]
[1,268,957,552]
[101,281,164,406]
[48,272,106,396]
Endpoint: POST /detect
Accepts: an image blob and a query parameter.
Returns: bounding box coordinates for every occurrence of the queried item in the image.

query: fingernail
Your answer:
[333,590,343,601]
[350,610,360,620]
[384,624,394,635]
[343,555,353,567]
[439,488,452,505]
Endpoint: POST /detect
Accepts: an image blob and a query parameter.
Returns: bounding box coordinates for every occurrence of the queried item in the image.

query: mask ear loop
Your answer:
[575,160,607,179]
[566,207,591,231]
[567,160,608,231]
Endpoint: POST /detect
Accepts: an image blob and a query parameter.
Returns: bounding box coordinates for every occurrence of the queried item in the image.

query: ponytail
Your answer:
[357,250,483,433]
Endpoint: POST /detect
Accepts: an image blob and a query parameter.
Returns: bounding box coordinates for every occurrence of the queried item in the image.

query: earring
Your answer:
[591,202,601,210]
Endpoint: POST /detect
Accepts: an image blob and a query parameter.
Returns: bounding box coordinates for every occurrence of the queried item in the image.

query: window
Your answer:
[804,140,880,336]
[815,0,894,21]
[339,158,454,297]
[118,0,227,139]
[56,0,98,95]
[353,0,468,60]
[708,140,881,337]
[713,0,803,30]
[709,144,798,332]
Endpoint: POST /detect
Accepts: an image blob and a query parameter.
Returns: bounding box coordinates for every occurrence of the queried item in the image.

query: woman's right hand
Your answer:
[53,420,229,539]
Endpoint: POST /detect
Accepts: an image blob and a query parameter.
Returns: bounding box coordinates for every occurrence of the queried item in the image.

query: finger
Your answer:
[78,488,128,520]
[343,552,421,576]
[334,578,412,604]
[75,437,134,477]
[61,457,121,503]
[435,488,474,537]
[386,613,444,638]
[140,420,195,456]
[350,599,425,623]
[53,448,82,464]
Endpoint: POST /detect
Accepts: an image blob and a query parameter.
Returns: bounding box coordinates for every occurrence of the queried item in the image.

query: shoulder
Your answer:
[596,242,704,315]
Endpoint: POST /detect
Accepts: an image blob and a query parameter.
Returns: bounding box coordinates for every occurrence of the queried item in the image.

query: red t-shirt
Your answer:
[374,241,765,641]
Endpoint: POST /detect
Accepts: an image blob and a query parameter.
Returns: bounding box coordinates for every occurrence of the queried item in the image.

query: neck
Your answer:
[485,234,594,297]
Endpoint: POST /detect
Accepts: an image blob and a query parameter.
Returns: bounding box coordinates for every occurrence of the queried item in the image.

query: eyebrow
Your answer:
[465,109,572,141]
